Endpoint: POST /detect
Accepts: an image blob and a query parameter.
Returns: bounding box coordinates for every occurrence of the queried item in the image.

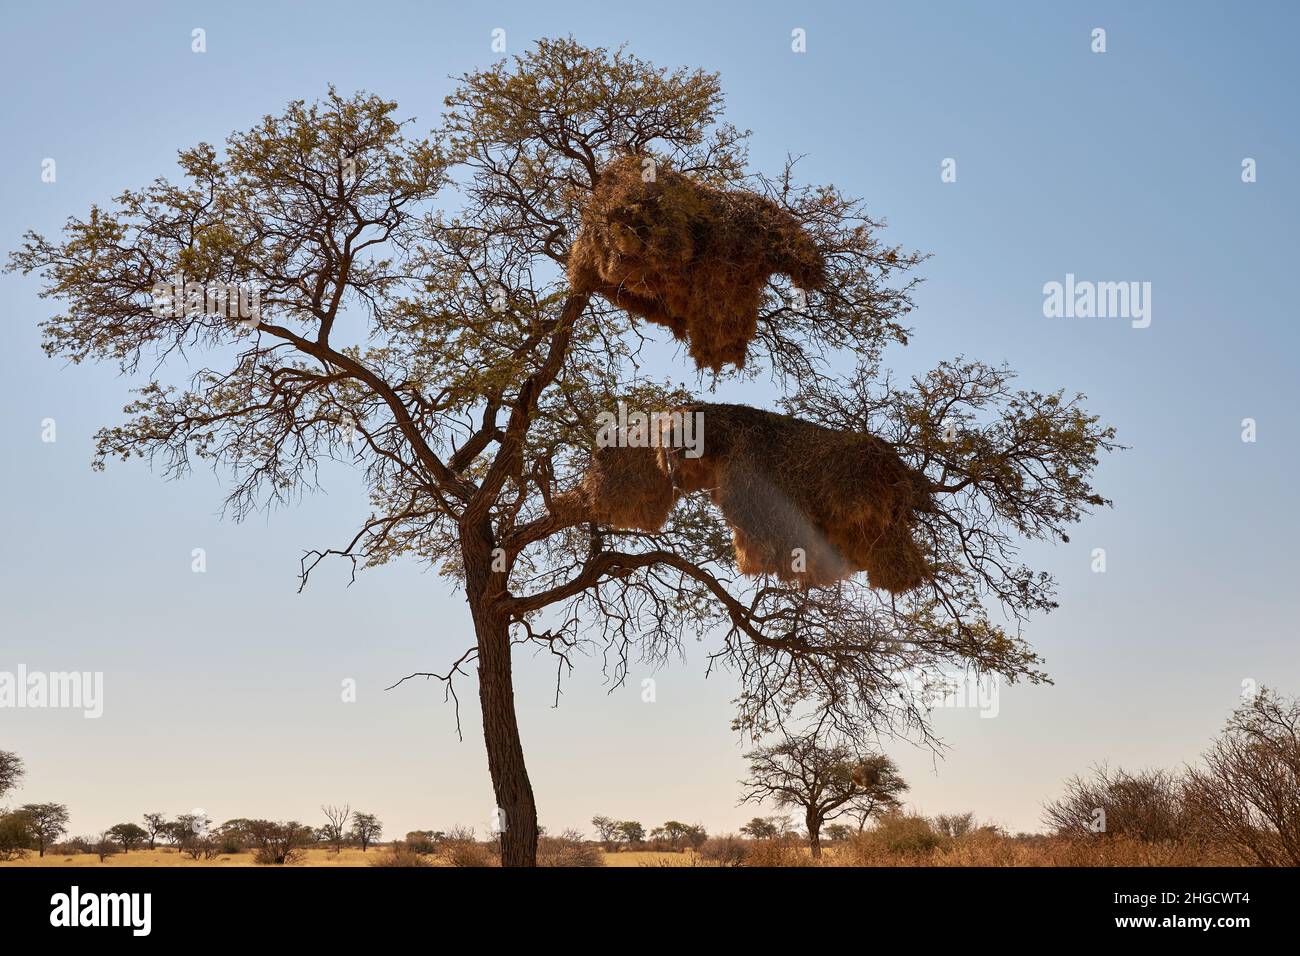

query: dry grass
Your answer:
[0,846,380,867]
[840,832,1249,867]
[0,836,1254,869]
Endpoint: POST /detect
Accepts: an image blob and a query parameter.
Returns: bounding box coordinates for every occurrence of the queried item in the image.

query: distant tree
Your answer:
[92,833,120,862]
[739,817,781,840]
[405,830,441,854]
[174,811,211,840]
[245,820,314,865]
[216,818,256,846]
[18,803,69,858]
[108,822,148,852]
[0,751,23,800]
[350,812,383,851]
[741,737,908,858]
[932,812,978,839]
[160,821,188,848]
[320,804,352,853]
[649,820,693,851]
[170,811,216,858]
[0,811,33,860]
[1185,688,1300,866]
[616,821,645,846]
[590,816,619,847]
[683,823,709,851]
[825,823,854,842]
[141,812,168,850]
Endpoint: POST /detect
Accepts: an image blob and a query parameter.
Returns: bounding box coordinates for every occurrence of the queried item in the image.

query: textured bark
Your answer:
[464,524,539,867]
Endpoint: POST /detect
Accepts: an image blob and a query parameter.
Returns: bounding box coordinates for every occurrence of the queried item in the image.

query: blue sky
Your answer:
[2,1,1297,839]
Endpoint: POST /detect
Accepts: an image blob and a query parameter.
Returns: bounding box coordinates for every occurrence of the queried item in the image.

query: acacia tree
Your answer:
[18,802,69,857]
[0,751,23,800]
[739,816,785,839]
[108,822,148,852]
[349,811,383,851]
[142,812,168,850]
[8,39,1114,866]
[741,736,907,857]
[590,815,619,848]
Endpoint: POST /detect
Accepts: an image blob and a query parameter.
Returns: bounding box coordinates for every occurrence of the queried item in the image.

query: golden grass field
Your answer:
[0,835,1253,867]
[0,846,695,868]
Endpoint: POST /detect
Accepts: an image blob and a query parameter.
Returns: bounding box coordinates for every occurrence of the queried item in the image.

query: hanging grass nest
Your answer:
[560,402,933,593]
[661,403,934,592]
[568,156,827,373]
[554,441,675,533]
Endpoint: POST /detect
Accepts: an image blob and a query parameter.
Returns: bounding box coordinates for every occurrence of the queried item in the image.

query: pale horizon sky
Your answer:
[2,1,1298,841]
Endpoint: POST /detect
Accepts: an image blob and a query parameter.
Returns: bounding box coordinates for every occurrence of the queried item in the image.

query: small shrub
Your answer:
[404,830,440,855]
[445,840,496,868]
[537,829,603,867]
[698,834,749,867]
[746,835,813,867]
[370,841,433,868]
[844,813,949,864]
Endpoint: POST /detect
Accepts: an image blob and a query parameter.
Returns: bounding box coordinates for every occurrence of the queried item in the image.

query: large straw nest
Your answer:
[553,441,675,533]
[660,403,933,592]
[568,156,826,373]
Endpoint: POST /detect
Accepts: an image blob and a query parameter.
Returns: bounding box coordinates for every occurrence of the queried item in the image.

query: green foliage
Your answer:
[6,37,1117,783]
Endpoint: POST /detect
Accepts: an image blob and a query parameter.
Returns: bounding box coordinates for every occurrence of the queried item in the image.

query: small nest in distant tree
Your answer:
[560,403,933,593]
[568,155,826,373]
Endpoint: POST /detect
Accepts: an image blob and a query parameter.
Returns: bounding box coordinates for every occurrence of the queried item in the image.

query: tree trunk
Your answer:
[807,812,823,859]
[460,487,540,867]
[473,606,538,866]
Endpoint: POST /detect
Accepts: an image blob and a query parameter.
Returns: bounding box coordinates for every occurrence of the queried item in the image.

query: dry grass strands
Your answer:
[569,156,826,372]
[554,442,675,533]
[558,403,932,592]
[661,403,933,592]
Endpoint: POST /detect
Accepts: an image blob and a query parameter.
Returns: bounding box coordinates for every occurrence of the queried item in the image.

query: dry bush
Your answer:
[745,835,815,867]
[446,842,497,867]
[1184,688,1300,866]
[404,830,439,854]
[1043,765,1190,843]
[180,835,221,861]
[932,812,979,839]
[245,820,313,865]
[569,155,825,373]
[697,834,750,868]
[536,829,604,867]
[838,827,1246,867]
[844,813,949,864]
[439,826,498,868]
[369,841,433,868]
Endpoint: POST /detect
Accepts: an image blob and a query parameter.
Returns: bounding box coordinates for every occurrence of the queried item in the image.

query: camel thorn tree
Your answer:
[741,735,908,858]
[8,38,1116,866]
